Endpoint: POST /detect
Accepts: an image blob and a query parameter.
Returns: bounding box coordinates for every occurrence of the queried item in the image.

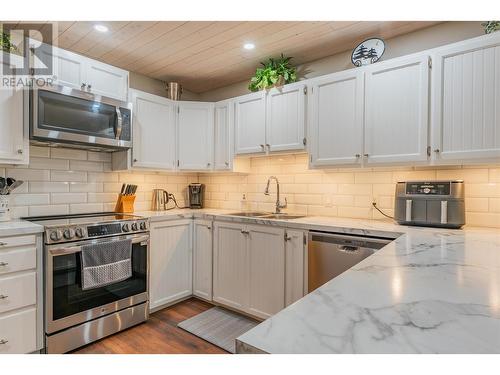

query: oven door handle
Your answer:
[48,235,149,256]
[115,107,123,140]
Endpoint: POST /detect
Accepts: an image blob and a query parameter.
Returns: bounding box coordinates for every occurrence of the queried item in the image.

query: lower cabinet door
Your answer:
[285,230,306,306]
[193,220,213,301]
[0,307,37,354]
[150,220,193,310]
[213,222,248,311]
[247,225,285,319]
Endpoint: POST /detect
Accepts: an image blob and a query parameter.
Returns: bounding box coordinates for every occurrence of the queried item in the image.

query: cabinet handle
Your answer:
[0,262,8,266]
[81,83,86,90]
[0,295,8,299]
[0,242,6,246]
[207,226,212,230]
[355,154,361,158]
[434,149,440,153]
[363,154,369,158]
[0,339,8,345]
[259,144,265,150]
[87,84,92,92]
[241,230,249,234]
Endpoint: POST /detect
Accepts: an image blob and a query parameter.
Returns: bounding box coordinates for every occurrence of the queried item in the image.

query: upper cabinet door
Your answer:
[85,59,129,101]
[266,84,306,152]
[234,91,266,154]
[131,89,176,170]
[43,44,86,90]
[309,70,364,167]
[214,100,233,170]
[431,34,500,161]
[0,86,26,163]
[177,102,215,170]
[364,54,430,165]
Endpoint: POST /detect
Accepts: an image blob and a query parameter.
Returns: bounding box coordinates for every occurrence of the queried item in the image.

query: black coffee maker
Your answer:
[188,183,205,208]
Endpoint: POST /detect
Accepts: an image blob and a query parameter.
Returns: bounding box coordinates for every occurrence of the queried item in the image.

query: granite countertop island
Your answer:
[138,208,500,353]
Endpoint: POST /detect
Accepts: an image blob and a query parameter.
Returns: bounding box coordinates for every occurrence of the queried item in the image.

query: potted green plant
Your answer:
[482,21,500,34]
[0,31,17,52]
[248,54,297,92]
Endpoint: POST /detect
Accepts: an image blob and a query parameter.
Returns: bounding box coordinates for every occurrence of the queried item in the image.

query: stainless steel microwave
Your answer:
[30,85,132,150]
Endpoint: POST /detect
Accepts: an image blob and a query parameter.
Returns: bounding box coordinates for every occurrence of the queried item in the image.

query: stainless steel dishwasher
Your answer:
[308,231,393,292]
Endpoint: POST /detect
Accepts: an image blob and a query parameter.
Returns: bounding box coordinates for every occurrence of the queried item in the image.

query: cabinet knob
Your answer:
[434,149,440,153]
[17,149,23,154]
[87,84,92,91]
[133,158,138,163]
[225,162,229,166]
[241,229,249,234]
[207,162,211,167]
[260,144,265,150]
[0,242,6,246]
[81,83,86,90]
[0,262,9,266]
[285,236,291,241]
[363,154,369,158]
[0,339,8,345]
[0,295,8,299]
[355,154,361,158]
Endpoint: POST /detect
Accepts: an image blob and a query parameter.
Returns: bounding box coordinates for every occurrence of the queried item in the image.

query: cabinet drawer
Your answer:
[0,235,36,249]
[0,246,37,275]
[0,307,37,354]
[0,272,36,314]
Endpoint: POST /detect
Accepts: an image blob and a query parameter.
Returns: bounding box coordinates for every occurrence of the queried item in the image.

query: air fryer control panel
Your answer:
[405,182,451,195]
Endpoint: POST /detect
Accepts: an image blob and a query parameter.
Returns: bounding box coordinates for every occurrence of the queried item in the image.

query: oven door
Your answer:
[45,233,148,334]
[31,85,132,149]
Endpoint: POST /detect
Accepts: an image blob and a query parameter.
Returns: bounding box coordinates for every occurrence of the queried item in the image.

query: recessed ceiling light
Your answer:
[94,24,109,33]
[243,42,255,50]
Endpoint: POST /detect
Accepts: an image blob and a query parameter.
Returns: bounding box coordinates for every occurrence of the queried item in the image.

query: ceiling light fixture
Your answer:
[243,42,255,50]
[94,24,109,33]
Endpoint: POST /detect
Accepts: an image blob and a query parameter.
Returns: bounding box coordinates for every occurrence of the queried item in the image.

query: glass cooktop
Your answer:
[22,212,143,227]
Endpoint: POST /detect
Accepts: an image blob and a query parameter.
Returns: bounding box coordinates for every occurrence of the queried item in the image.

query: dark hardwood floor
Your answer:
[72,298,228,354]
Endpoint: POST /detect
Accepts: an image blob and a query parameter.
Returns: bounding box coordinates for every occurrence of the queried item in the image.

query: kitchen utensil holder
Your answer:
[0,195,10,222]
[114,194,136,213]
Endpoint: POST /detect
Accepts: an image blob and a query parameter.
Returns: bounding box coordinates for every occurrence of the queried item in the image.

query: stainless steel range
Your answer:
[24,212,149,354]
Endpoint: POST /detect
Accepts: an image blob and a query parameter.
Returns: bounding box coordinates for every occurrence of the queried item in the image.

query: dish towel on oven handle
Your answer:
[81,238,133,290]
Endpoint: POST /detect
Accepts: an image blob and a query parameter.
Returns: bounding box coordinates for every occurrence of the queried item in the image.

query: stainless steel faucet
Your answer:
[264,176,287,214]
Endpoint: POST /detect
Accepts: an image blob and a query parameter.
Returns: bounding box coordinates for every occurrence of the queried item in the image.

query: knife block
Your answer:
[114,194,136,213]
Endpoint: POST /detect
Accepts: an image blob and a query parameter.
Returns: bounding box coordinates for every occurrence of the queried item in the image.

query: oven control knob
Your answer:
[75,227,85,238]
[63,228,75,239]
[139,222,146,230]
[122,223,130,232]
[131,222,138,231]
[50,230,63,242]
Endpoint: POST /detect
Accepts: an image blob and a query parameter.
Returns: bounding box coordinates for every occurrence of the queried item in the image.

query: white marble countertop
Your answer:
[139,208,500,353]
[0,219,44,237]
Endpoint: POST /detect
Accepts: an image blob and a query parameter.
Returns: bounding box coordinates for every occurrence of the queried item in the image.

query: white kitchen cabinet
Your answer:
[0,308,37,354]
[130,89,176,170]
[212,221,248,311]
[431,33,500,162]
[85,59,129,101]
[177,101,214,170]
[214,99,234,170]
[192,220,213,301]
[150,220,193,310]
[285,230,306,306]
[266,83,307,152]
[35,42,128,101]
[364,54,430,165]
[234,91,267,154]
[309,70,364,167]
[0,85,27,165]
[247,225,285,319]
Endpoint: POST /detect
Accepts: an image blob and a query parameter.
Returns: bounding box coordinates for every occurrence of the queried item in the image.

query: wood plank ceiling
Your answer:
[14,21,441,93]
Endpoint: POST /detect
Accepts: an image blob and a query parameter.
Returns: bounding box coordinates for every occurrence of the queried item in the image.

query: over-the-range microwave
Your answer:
[29,85,132,151]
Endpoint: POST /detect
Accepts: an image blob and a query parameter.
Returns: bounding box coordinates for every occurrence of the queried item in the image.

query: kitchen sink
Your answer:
[227,212,270,217]
[261,214,306,220]
[227,212,306,220]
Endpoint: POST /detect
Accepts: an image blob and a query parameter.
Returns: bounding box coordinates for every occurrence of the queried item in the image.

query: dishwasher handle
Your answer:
[339,245,360,253]
[309,231,392,250]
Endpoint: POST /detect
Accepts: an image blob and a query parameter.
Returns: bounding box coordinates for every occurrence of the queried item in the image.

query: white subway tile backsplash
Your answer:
[51,193,87,204]
[69,182,103,193]
[29,146,50,158]
[7,168,50,181]
[51,148,88,160]
[87,151,111,162]
[51,170,87,182]
[69,160,104,172]
[10,193,50,206]
[88,172,119,182]
[87,193,118,203]
[29,205,69,216]
[29,181,70,193]
[29,157,69,170]
[70,203,104,214]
